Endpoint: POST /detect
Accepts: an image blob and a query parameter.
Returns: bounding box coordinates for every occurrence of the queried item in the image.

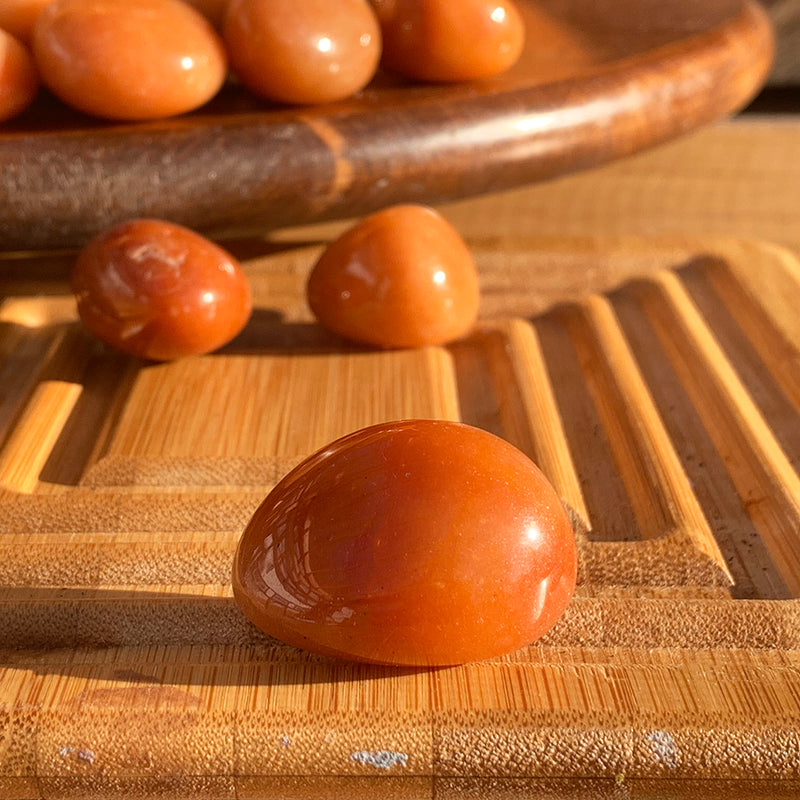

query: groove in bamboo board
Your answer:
[0,326,59,445]
[0,324,91,492]
[552,296,732,580]
[607,317,790,598]
[687,254,800,415]
[3,588,800,649]
[628,270,800,596]
[80,346,462,488]
[0,529,732,596]
[0,380,82,493]
[459,321,590,530]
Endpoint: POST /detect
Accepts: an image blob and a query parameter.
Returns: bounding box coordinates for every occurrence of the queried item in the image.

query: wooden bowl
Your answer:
[0,0,773,251]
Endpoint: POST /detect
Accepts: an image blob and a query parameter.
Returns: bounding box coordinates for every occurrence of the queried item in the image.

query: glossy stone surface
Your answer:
[223,0,381,105]
[372,0,525,82]
[0,0,52,44]
[32,0,227,120]
[233,419,577,666]
[183,0,229,28]
[0,28,39,122]
[71,219,252,360]
[307,205,480,348]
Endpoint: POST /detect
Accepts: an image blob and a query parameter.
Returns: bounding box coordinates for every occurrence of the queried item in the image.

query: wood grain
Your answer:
[0,0,774,251]
[410,120,797,266]
[2,236,800,797]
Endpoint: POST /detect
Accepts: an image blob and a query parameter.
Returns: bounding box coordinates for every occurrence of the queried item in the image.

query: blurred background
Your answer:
[761,0,800,86]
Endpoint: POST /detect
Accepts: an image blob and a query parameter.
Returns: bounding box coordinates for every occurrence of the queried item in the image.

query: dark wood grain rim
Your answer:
[0,0,774,251]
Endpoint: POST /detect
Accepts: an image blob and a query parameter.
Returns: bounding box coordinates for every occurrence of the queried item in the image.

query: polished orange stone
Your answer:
[0,0,52,44]
[0,27,39,122]
[371,0,525,82]
[223,0,381,105]
[32,0,227,120]
[182,0,229,28]
[71,219,252,361]
[307,205,480,348]
[233,419,577,666]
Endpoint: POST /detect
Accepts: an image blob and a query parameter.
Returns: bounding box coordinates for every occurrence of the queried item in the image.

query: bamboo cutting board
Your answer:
[1,235,800,798]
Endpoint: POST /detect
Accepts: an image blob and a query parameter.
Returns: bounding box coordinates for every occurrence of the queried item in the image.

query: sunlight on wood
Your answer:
[0,381,82,493]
